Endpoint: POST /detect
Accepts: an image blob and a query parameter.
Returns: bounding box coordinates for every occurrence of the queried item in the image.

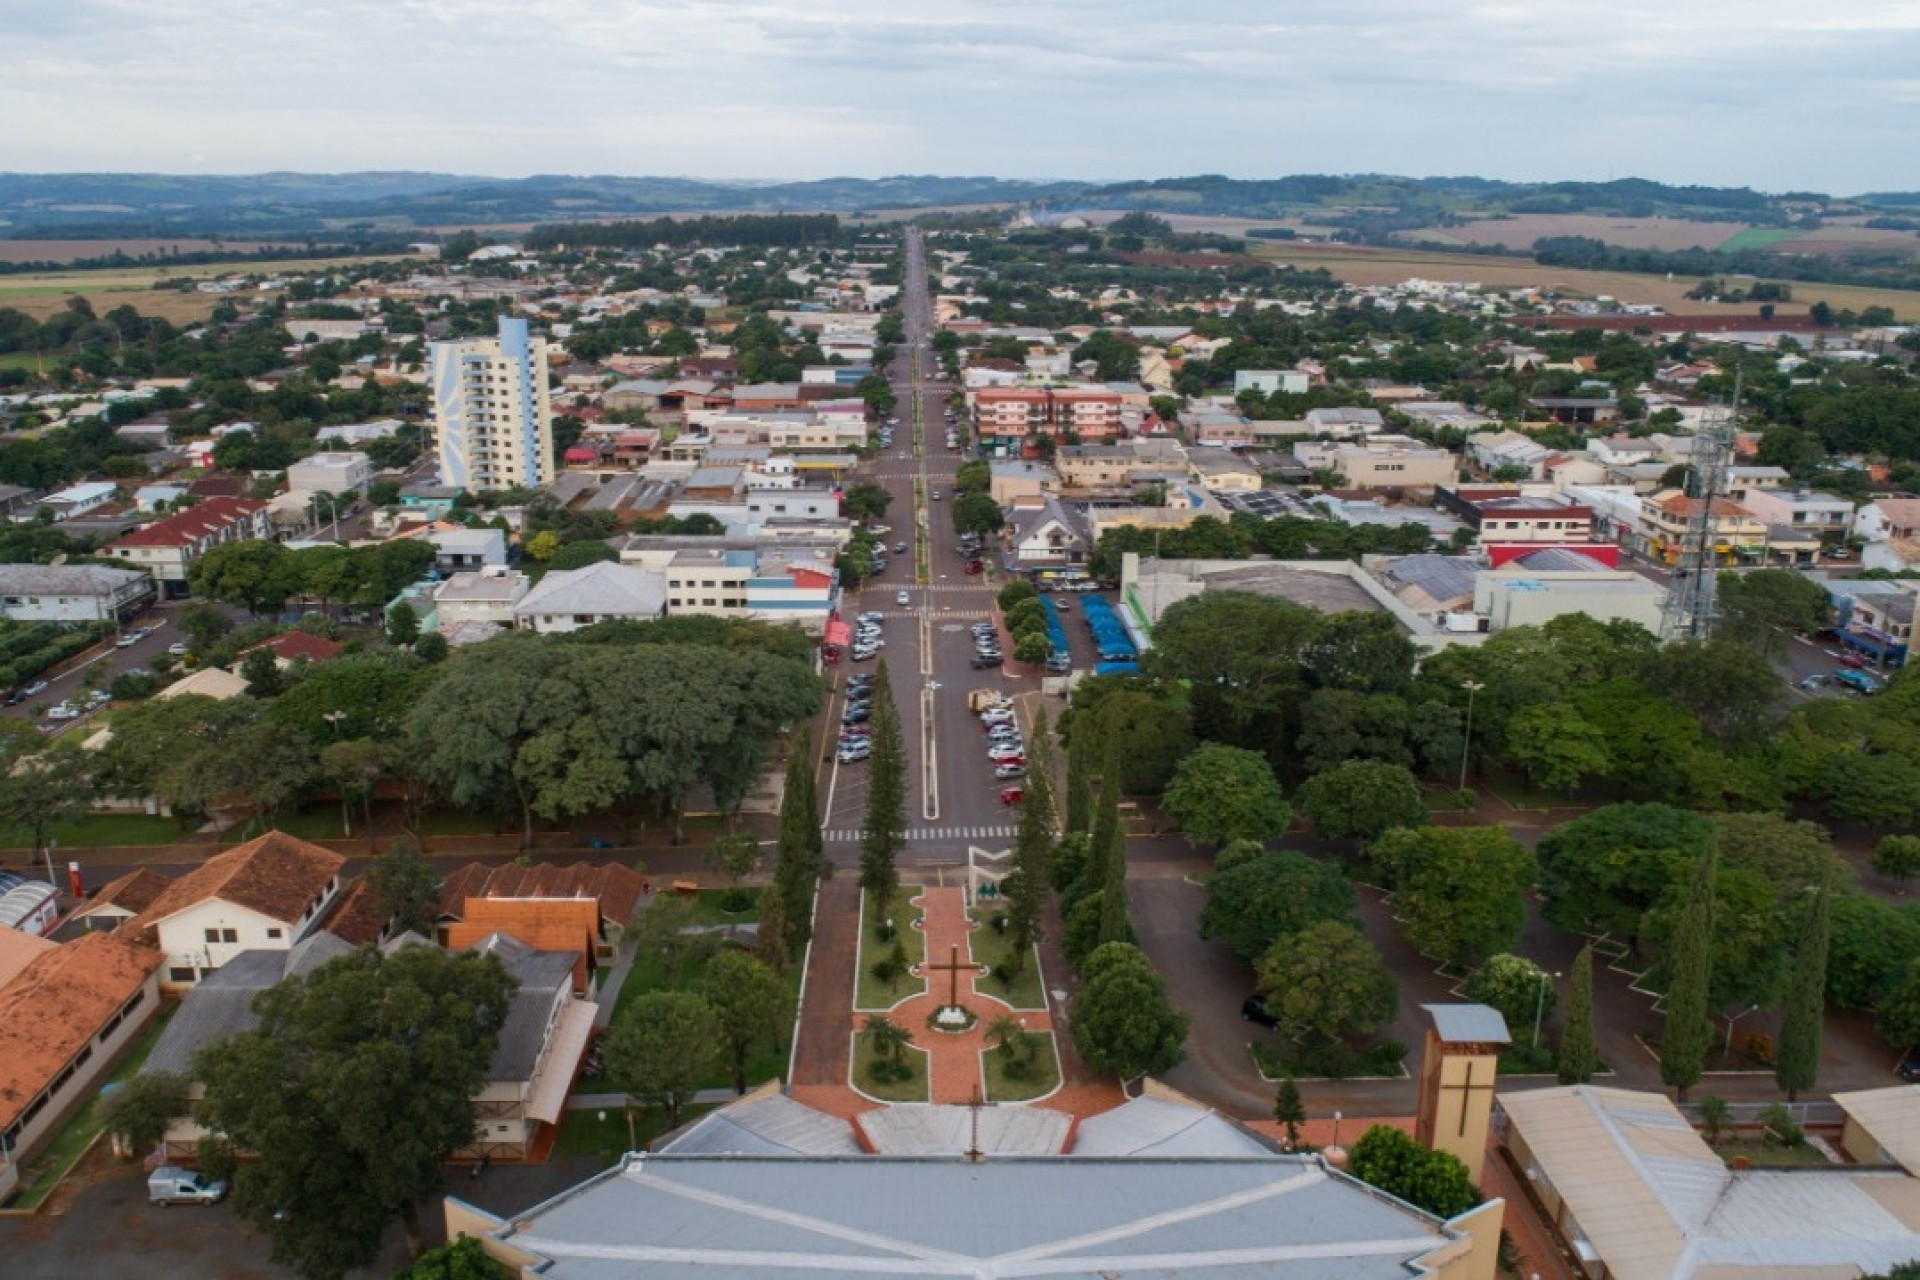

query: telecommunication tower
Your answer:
[1658,375,1743,642]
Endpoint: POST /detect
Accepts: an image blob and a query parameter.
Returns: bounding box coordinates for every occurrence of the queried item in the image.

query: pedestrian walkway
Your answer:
[566,1087,739,1111]
[823,824,1016,844]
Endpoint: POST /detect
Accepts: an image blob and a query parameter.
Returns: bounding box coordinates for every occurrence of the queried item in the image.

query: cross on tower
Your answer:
[923,942,978,1008]
[1439,1058,1496,1137]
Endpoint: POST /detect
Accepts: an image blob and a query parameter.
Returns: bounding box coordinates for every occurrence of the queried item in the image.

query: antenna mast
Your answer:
[1659,372,1743,642]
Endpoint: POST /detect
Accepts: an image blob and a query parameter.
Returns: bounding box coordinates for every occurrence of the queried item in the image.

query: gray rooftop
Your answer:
[495,1154,1459,1280]
[1070,1095,1277,1158]
[858,1104,1072,1156]
[465,933,579,1081]
[1382,554,1480,604]
[144,935,357,1076]
[1424,1003,1513,1046]
[1506,547,1615,573]
[659,1094,864,1157]
[1190,563,1384,616]
[0,563,150,596]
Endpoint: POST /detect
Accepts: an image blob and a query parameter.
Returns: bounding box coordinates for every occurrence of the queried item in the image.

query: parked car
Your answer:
[998,786,1025,805]
[0,690,23,707]
[994,764,1027,779]
[115,632,141,648]
[930,491,942,501]
[45,702,80,721]
[837,747,872,765]
[1839,652,1869,669]
[869,525,891,536]
[148,1167,228,1207]
[987,750,1026,767]
[1835,667,1882,695]
[971,653,1002,668]
[1240,995,1278,1028]
[981,709,1016,726]
[21,679,49,697]
[1045,654,1072,674]
[893,542,908,554]
[964,561,984,575]
[1800,673,1828,692]
[168,642,188,656]
[842,707,871,725]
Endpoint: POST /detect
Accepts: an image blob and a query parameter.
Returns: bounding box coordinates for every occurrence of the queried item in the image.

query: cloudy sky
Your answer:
[5,0,1919,193]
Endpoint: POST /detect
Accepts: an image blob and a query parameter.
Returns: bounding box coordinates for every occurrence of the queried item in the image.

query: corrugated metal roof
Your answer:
[1070,1095,1274,1158]
[661,1094,864,1157]
[858,1103,1071,1156]
[1424,1004,1513,1046]
[1382,554,1479,603]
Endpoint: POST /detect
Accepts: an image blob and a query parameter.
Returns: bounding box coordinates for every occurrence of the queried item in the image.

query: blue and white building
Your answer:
[429,316,554,493]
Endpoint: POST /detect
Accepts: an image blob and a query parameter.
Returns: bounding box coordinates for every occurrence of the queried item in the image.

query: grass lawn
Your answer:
[856,888,926,1010]
[1716,227,1801,253]
[551,1103,713,1167]
[964,909,1046,1011]
[851,1034,930,1102]
[982,1031,1059,1102]
[1710,1138,1831,1168]
[12,1007,175,1209]
[1421,785,1477,813]
[43,812,183,847]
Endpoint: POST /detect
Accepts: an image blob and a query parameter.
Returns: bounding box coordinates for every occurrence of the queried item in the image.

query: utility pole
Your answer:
[1659,373,1743,642]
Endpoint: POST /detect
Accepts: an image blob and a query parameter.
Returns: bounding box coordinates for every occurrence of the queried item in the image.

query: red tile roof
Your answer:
[109,496,266,549]
[242,631,343,664]
[78,868,171,919]
[437,861,643,927]
[0,933,162,1130]
[318,878,386,946]
[124,831,345,935]
[445,899,595,991]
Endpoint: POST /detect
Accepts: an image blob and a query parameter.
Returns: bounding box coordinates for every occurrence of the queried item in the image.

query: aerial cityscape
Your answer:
[4,5,1920,1280]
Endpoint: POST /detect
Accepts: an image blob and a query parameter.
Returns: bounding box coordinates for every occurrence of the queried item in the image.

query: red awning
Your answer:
[825,619,851,647]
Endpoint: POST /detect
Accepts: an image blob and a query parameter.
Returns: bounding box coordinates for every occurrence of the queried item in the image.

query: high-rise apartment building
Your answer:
[429,317,554,492]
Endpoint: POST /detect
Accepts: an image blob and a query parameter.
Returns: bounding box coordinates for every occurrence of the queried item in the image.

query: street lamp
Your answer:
[1457,680,1485,794]
[1532,968,1563,1051]
[322,711,349,836]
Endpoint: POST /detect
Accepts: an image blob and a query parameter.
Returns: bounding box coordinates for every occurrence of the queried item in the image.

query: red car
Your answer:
[1839,652,1869,669]
[999,786,1025,805]
[963,561,984,575]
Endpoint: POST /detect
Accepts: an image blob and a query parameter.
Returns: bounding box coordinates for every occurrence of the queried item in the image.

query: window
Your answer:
[169,967,195,983]
[204,928,220,943]
[266,927,282,939]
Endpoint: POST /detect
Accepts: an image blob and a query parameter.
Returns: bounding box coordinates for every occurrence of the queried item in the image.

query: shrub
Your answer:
[1760,1103,1805,1148]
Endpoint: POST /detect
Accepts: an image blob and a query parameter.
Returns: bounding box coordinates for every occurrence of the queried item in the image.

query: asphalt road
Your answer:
[0,601,218,736]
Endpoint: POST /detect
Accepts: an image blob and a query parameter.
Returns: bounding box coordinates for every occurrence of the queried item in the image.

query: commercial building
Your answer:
[285,451,374,496]
[430,317,555,493]
[0,563,154,623]
[512,561,668,634]
[618,535,841,633]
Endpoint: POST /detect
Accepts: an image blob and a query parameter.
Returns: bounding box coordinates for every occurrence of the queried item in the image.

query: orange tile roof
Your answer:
[77,869,171,920]
[0,933,162,1130]
[124,831,345,936]
[437,861,642,927]
[0,925,58,987]
[108,496,265,549]
[242,632,343,664]
[445,898,595,992]
[318,878,386,946]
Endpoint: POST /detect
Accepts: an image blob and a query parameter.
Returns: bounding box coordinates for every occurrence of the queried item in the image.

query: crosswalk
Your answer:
[823,824,1017,844]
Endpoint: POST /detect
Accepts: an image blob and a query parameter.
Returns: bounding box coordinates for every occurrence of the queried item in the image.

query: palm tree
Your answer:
[985,1016,1035,1074]
[863,1015,914,1075]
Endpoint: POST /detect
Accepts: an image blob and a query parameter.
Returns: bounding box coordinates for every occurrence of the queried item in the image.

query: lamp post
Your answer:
[1457,680,1485,794]
[322,710,348,836]
[1532,968,1563,1051]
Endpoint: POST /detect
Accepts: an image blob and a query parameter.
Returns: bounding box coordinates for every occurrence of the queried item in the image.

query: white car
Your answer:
[45,703,80,721]
[168,642,188,656]
[896,590,911,606]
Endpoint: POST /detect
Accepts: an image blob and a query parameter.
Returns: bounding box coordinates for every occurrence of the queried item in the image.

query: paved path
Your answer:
[788,876,861,1092]
[566,1088,738,1111]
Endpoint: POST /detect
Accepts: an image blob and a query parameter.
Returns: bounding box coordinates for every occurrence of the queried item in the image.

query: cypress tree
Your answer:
[1660,849,1718,1102]
[1064,730,1093,837]
[1776,883,1831,1102]
[772,727,827,957]
[1094,783,1131,947]
[1002,711,1057,977]
[1272,1073,1306,1150]
[1557,943,1599,1085]
[859,659,906,922]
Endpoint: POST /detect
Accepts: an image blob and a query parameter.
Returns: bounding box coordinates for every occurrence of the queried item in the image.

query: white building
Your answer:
[433,567,529,629]
[1233,369,1310,396]
[512,561,668,633]
[0,564,154,623]
[122,831,345,990]
[429,316,555,493]
[426,527,509,572]
[286,451,374,496]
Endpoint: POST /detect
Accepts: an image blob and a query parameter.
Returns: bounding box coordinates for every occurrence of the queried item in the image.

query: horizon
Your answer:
[5,2,1918,191]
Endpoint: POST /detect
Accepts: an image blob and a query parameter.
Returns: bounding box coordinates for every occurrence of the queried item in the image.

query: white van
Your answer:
[149,1166,228,1206]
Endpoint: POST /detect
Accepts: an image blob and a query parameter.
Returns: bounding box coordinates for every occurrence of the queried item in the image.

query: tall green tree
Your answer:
[771,728,828,958]
[603,990,719,1127]
[1200,842,1355,963]
[1272,1073,1306,1150]
[368,834,441,938]
[1064,730,1093,836]
[1661,848,1718,1101]
[1294,760,1426,844]
[1002,709,1056,976]
[1256,922,1397,1042]
[1776,883,1831,1102]
[1557,944,1600,1085]
[1095,808,1131,948]
[194,945,515,1278]
[101,1070,190,1157]
[0,739,95,856]
[859,659,906,921]
[705,950,792,1095]
[1070,943,1187,1080]
[1161,743,1290,846]
[1372,825,1537,967]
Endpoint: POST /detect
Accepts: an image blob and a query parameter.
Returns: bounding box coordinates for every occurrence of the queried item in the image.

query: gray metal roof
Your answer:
[858,1104,1072,1156]
[1070,1096,1276,1158]
[1382,554,1479,604]
[1424,1003,1512,1045]
[497,1154,1458,1280]
[466,932,578,1081]
[143,935,356,1076]
[0,563,149,596]
[660,1094,864,1157]
[1508,547,1613,572]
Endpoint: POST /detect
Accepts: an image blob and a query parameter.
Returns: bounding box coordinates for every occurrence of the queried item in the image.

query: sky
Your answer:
[4,0,1920,193]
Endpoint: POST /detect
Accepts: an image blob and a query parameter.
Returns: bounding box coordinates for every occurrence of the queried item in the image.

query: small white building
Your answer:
[0,564,155,624]
[433,568,529,629]
[426,527,509,573]
[37,482,119,520]
[286,451,374,496]
[1233,369,1310,396]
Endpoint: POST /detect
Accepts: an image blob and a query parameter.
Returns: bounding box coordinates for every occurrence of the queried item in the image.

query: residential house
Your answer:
[433,568,530,631]
[1232,369,1309,396]
[1401,402,1495,432]
[0,485,44,521]
[988,461,1055,504]
[107,496,272,595]
[1006,497,1090,571]
[1738,486,1855,546]
[0,933,163,1190]
[133,484,186,513]
[70,869,171,933]
[512,561,668,633]
[1857,498,1920,570]
[1302,407,1385,437]
[426,526,509,573]
[1295,437,1458,490]
[1185,447,1263,493]
[1723,466,1792,504]
[1845,585,1915,668]
[0,564,155,624]
[618,536,841,632]
[1434,489,1595,546]
[1465,430,1556,480]
[121,830,346,990]
[445,899,600,994]
[37,482,119,520]
[1528,396,1620,425]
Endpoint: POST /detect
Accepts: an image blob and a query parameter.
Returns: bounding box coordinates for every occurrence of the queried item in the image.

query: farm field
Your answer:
[1249,241,1920,321]
[0,238,300,264]
[0,252,418,321]
[1409,213,1751,253]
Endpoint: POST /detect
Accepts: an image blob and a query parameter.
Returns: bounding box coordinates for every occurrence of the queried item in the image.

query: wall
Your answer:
[5,971,159,1171]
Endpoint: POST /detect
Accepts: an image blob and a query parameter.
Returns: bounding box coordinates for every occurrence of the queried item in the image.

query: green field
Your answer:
[857,887,927,1010]
[42,812,184,847]
[1716,227,1801,253]
[852,1034,930,1102]
[982,1030,1059,1102]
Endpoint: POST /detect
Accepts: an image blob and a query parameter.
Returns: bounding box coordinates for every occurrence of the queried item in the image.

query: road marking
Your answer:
[823,825,1017,843]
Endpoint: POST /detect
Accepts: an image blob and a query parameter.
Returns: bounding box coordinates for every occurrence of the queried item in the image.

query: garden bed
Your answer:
[964,908,1046,1010]
[851,1035,931,1102]
[856,889,926,1010]
[552,1103,714,1167]
[982,1031,1060,1102]
[1252,1035,1407,1082]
